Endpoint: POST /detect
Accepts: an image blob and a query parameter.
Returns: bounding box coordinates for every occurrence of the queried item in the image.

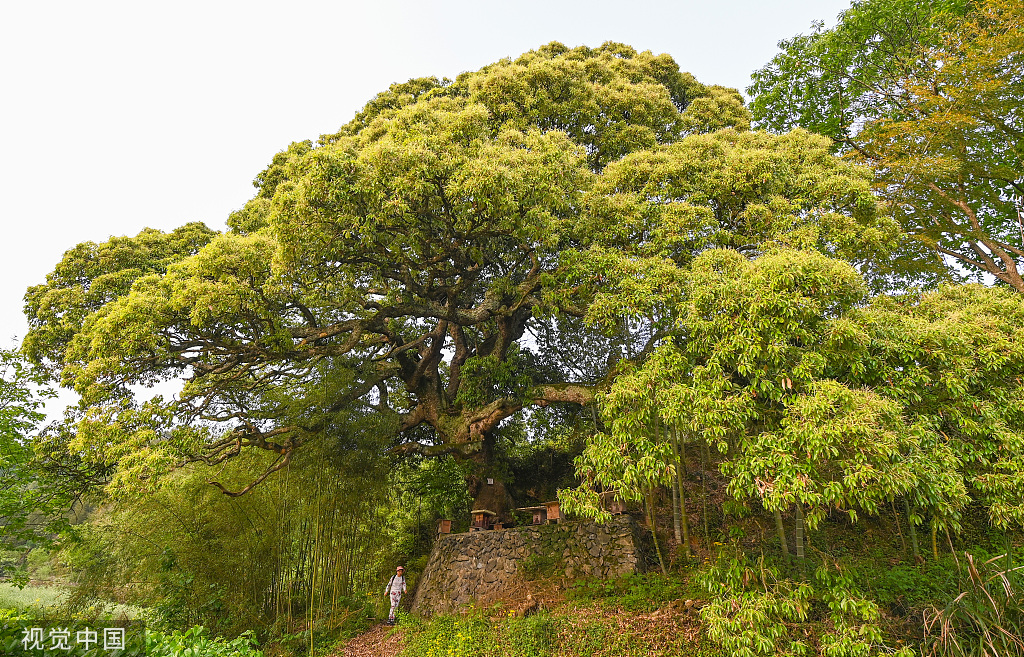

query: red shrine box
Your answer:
[518,506,547,525]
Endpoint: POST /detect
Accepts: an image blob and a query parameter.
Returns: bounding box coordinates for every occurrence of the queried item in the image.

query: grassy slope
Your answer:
[331,504,1022,657]
[0,583,65,613]
[0,582,144,620]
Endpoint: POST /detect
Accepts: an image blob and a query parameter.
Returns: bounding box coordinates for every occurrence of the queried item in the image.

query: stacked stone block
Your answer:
[411,516,645,616]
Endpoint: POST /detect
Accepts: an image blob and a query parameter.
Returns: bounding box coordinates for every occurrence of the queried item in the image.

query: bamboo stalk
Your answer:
[905,498,920,563]
[774,507,790,563]
[671,425,691,559]
[794,503,806,576]
[646,487,668,575]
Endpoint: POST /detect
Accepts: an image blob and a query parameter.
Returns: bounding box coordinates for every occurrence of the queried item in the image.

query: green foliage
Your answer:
[22,222,218,371]
[865,560,958,611]
[404,456,474,526]
[698,555,813,657]
[748,0,966,145]
[455,346,534,409]
[0,347,60,549]
[567,246,1024,557]
[400,615,488,657]
[146,626,264,657]
[60,441,392,639]
[698,554,909,657]
[399,611,560,657]
[20,41,754,519]
[568,572,687,613]
[750,0,1024,292]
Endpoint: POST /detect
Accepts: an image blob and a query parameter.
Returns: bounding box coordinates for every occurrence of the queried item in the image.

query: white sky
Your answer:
[1,0,849,402]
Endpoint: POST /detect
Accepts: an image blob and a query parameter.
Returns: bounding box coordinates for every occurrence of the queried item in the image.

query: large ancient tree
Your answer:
[24,43,890,516]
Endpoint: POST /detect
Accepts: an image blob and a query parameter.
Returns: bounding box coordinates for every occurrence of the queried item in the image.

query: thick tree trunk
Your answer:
[397,372,596,527]
[466,433,515,522]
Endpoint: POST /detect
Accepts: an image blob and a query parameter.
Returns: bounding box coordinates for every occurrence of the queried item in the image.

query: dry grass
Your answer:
[330,622,407,657]
[554,599,705,657]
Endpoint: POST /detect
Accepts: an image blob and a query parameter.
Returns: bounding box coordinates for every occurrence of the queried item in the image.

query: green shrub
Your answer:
[494,613,559,657]
[399,610,560,657]
[852,556,960,615]
[698,554,913,657]
[400,615,487,657]
[567,572,686,612]
[26,548,52,581]
[146,625,263,657]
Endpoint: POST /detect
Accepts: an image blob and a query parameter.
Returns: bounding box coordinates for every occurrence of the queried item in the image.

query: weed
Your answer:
[922,552,1024,657]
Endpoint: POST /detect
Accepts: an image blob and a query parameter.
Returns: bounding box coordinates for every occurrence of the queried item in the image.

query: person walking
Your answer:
[384,565,407,625]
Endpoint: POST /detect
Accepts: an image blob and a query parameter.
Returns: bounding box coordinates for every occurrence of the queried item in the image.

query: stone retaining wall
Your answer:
[411,516,647,616]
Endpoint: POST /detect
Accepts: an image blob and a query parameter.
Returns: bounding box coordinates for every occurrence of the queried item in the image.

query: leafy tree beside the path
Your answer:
[749,0,1024,292]
[563,245,1024,558]
[21,42,900,517]
[0,348,59,558]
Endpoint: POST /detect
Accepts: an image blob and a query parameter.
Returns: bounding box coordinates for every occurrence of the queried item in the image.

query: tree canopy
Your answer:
[22,42,895,516]
[749,0,1024,292]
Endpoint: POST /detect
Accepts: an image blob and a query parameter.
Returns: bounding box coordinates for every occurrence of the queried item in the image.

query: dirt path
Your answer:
[329,623,406,657]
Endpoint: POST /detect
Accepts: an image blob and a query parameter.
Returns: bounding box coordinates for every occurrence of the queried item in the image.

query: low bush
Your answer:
[146,626,264,657]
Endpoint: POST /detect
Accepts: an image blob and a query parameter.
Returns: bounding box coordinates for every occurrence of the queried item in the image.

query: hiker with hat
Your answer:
[384,565,407,625]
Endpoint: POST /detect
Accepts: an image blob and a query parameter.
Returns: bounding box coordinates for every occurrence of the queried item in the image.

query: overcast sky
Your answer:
[1,0,849,373]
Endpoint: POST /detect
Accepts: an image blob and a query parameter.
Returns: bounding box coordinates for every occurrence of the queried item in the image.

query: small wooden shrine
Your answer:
[520,505,547,525]
[469,509,497,531]
[517,500,562,525]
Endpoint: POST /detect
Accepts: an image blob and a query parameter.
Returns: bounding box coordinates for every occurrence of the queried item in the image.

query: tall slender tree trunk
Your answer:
[904,498,920,563]
[669,425,691,559]
[646,487,668,575]
[701,441,710,542]
[671,476,681,542]
[774,508,790,563]
[794,504,806,577]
